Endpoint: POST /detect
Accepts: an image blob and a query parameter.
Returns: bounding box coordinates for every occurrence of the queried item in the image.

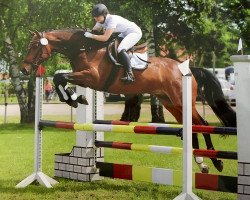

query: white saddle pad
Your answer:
[128,52,149,70]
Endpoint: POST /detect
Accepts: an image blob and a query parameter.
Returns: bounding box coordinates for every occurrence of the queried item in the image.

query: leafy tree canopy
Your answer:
[0,0,94,75]
[1,0,249,71]
[101,0,249,67]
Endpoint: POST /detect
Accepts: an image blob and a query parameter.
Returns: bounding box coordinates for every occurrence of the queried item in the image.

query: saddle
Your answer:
[102,39,150,91]
[107,39,149,69]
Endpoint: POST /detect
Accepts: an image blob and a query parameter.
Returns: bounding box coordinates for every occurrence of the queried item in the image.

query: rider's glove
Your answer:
[84,32,93,38]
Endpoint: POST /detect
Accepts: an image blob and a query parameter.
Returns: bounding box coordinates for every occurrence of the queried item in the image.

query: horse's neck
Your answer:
[47,31,83,56]
[47,31,109,73]
[56,41,83,57]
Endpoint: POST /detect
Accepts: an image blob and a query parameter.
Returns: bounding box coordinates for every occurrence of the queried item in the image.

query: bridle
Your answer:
[24,32,52,67]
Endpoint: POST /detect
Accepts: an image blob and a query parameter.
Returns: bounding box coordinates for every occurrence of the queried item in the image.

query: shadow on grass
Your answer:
[1,177,236,200]
[0,123,33,133]
[0,178,181,198]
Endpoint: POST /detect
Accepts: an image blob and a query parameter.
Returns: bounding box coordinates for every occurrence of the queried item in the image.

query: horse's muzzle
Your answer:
[20,63,31,75]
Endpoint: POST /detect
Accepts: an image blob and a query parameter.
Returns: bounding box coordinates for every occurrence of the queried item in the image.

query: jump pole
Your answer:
[174,60,200,200]
[231,55,250,199]
[16,70,58,188]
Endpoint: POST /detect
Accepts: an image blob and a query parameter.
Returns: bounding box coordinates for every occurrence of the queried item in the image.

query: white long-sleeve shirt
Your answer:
[94,14,141,37]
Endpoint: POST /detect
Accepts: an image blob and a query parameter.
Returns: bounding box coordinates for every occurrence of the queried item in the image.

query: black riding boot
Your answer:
[119,49,135,84]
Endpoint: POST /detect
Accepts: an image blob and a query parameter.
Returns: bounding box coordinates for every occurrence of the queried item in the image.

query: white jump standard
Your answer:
[16,75,58,188]
[231,55,250,200]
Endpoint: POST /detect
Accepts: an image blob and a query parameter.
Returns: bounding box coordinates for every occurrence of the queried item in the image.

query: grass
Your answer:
[0,105,237,200]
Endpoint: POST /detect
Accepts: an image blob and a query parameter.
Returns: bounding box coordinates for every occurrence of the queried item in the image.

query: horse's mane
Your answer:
[43,28,115,50]
[45,27,86,34]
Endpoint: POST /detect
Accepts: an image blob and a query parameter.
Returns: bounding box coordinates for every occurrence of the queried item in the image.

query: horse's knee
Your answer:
[53,73,68,86]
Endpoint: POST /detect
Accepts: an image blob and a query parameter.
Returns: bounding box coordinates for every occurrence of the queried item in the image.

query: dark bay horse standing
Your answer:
[21,29,223,173]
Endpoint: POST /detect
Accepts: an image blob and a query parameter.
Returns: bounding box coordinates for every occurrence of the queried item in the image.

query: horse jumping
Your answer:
[21,29,223,173]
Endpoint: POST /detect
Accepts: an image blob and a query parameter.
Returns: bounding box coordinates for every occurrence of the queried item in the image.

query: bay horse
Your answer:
[21,28,223,173]
[121,67,237,127]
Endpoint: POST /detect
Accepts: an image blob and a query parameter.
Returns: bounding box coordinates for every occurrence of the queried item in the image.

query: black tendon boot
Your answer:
[119,49,135,84]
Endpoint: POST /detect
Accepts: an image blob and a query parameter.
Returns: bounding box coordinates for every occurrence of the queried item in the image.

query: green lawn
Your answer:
[0,111,237,200]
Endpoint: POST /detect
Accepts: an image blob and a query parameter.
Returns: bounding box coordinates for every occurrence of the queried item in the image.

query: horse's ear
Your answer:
[34,30,41,38]
[29,30,35,36]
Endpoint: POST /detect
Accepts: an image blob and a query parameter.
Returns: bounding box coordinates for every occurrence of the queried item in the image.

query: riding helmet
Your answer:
[92,4,109,17]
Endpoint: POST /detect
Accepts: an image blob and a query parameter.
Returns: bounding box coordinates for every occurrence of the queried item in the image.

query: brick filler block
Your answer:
[55,146,104,181]
[238,162,250,198]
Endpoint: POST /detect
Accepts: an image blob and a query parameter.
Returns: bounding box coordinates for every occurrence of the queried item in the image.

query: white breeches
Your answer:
[117,30,142,53]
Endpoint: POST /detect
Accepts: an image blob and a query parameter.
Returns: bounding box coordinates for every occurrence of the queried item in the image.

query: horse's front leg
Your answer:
[198,117,224,172]
[53,73,88,108]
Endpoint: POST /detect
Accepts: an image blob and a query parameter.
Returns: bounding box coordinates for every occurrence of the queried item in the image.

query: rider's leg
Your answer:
[118,49,135,83]
[118,31,142,84]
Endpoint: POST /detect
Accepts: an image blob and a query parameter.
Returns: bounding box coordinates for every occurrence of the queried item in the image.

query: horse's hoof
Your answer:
[214,160,223,172]
[77,95,89,105]
[201,166,209,174]
[198,163,209,173]
[66,100,78,108]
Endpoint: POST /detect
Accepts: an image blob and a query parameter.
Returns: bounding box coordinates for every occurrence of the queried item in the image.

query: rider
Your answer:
[84,3,142,84]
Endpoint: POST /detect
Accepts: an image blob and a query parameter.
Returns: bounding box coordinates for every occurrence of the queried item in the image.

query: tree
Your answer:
[0,0,93,123]
[104,0,248,66]
[222,0,250,53]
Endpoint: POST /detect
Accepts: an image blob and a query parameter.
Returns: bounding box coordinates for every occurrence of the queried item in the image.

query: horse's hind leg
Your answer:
[198,116,223,172]
[192,132,209,173]
[193,109,223,172]
[156,95,210,173]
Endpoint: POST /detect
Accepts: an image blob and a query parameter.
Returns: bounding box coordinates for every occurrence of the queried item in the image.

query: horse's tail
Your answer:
[190,67,236,127]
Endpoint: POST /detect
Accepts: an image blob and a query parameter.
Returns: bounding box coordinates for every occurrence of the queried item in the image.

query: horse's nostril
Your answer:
[21,68,29,75]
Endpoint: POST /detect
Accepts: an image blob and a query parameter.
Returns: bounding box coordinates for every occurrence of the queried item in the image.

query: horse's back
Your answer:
[146,56,182,81]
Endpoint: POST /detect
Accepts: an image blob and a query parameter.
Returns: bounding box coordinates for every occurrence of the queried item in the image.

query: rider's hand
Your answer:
[84,32,93,38]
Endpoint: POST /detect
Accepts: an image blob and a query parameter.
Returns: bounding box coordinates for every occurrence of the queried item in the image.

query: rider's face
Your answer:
[94,15,105,23]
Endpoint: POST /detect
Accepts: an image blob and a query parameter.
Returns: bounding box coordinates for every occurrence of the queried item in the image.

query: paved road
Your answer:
[1,103,141,116]
[0,103,129,116]
[0,102,215,116]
